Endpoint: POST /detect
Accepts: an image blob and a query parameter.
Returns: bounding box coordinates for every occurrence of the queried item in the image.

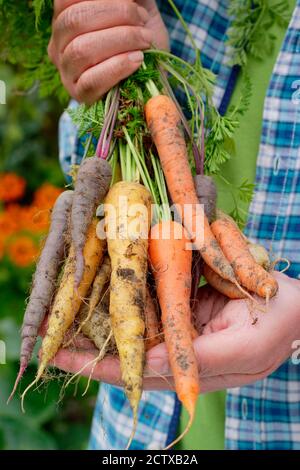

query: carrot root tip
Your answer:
[271,257,291,274]
[233,280,257,305]
[163,412,194,450]
[126,417,138,451]
[7,364,27,404]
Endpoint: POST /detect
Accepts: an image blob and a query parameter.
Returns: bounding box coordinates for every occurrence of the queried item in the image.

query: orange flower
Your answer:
[7,236,39,267]
[6,204,50,233]
[19,205,50,233]
[30,207,50,232]
[5,204,23,219]
[0,173,26,202]
[33,184,62,210]
[0,210,20,238]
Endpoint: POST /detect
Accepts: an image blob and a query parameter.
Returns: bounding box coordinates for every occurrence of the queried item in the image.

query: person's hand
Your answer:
[48,0,169,103]
[47,272,300,393]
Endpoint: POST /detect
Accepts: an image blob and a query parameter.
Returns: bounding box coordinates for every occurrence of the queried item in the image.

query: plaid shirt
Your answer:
[59,0,300,450]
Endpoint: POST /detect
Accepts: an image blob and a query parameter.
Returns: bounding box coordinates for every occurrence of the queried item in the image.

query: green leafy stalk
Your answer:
[227,0,290,67]
[150,153,171,221]
[216,174,255,227]
[109,146,119,187]
[123,128,165,223]
[33,0,48,27]
[123,129,150,189]
[119,140,127,182]
[167,0,200,66]
[0,1,67,101]
[68,101,104,139]
[227,73,252,119]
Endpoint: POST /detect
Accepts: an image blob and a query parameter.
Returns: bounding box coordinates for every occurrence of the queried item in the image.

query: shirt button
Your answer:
[242,398,248,420]
[273,155,280,175]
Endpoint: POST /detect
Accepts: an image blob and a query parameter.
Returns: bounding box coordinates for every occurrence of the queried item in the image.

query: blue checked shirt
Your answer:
[59,0,300,450]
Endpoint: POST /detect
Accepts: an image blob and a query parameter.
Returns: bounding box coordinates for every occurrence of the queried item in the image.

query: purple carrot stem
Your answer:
[95,120,110,158]
[192,142,202,175]
[96,91,116,155]
[96,105,115,158]
[96,86,120,159]
[101,87,120,159]
[7,364,26,404]
[101,142,111,160]
[102,94,120,159]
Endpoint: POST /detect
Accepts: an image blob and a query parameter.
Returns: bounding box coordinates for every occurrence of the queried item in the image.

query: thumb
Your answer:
[194,326,247,377]
[146,325,246,379]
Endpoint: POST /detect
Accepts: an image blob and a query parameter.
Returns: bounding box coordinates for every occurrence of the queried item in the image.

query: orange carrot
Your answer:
[145,288,161,351]
[149,220,200,427]
[203,264,246,299]
[211,214,278,299]
[145,95,236,285]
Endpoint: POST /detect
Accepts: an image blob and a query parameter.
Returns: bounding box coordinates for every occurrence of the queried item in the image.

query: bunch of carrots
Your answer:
[9,6,279,449]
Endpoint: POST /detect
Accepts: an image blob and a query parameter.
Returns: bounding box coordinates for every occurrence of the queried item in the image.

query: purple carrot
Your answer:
[194,174,217,223]
[191,253,203,308]
[71,157,111,287]
[8,190,74,402]
[191,176,217,300]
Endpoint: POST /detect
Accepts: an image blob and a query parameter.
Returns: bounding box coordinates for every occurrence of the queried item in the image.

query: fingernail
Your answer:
[137,6,150,24]
[141,28,154,45]
[128,50,144,63]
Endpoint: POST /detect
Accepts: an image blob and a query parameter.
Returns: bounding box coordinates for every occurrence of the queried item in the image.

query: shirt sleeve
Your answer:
[58,99,86,183]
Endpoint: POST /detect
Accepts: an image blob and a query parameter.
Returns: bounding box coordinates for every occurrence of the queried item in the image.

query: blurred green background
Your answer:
[0,64,99,450]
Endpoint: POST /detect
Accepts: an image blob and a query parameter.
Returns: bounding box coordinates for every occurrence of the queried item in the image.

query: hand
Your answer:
[48,272,300,393]
[48,0,169,103]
